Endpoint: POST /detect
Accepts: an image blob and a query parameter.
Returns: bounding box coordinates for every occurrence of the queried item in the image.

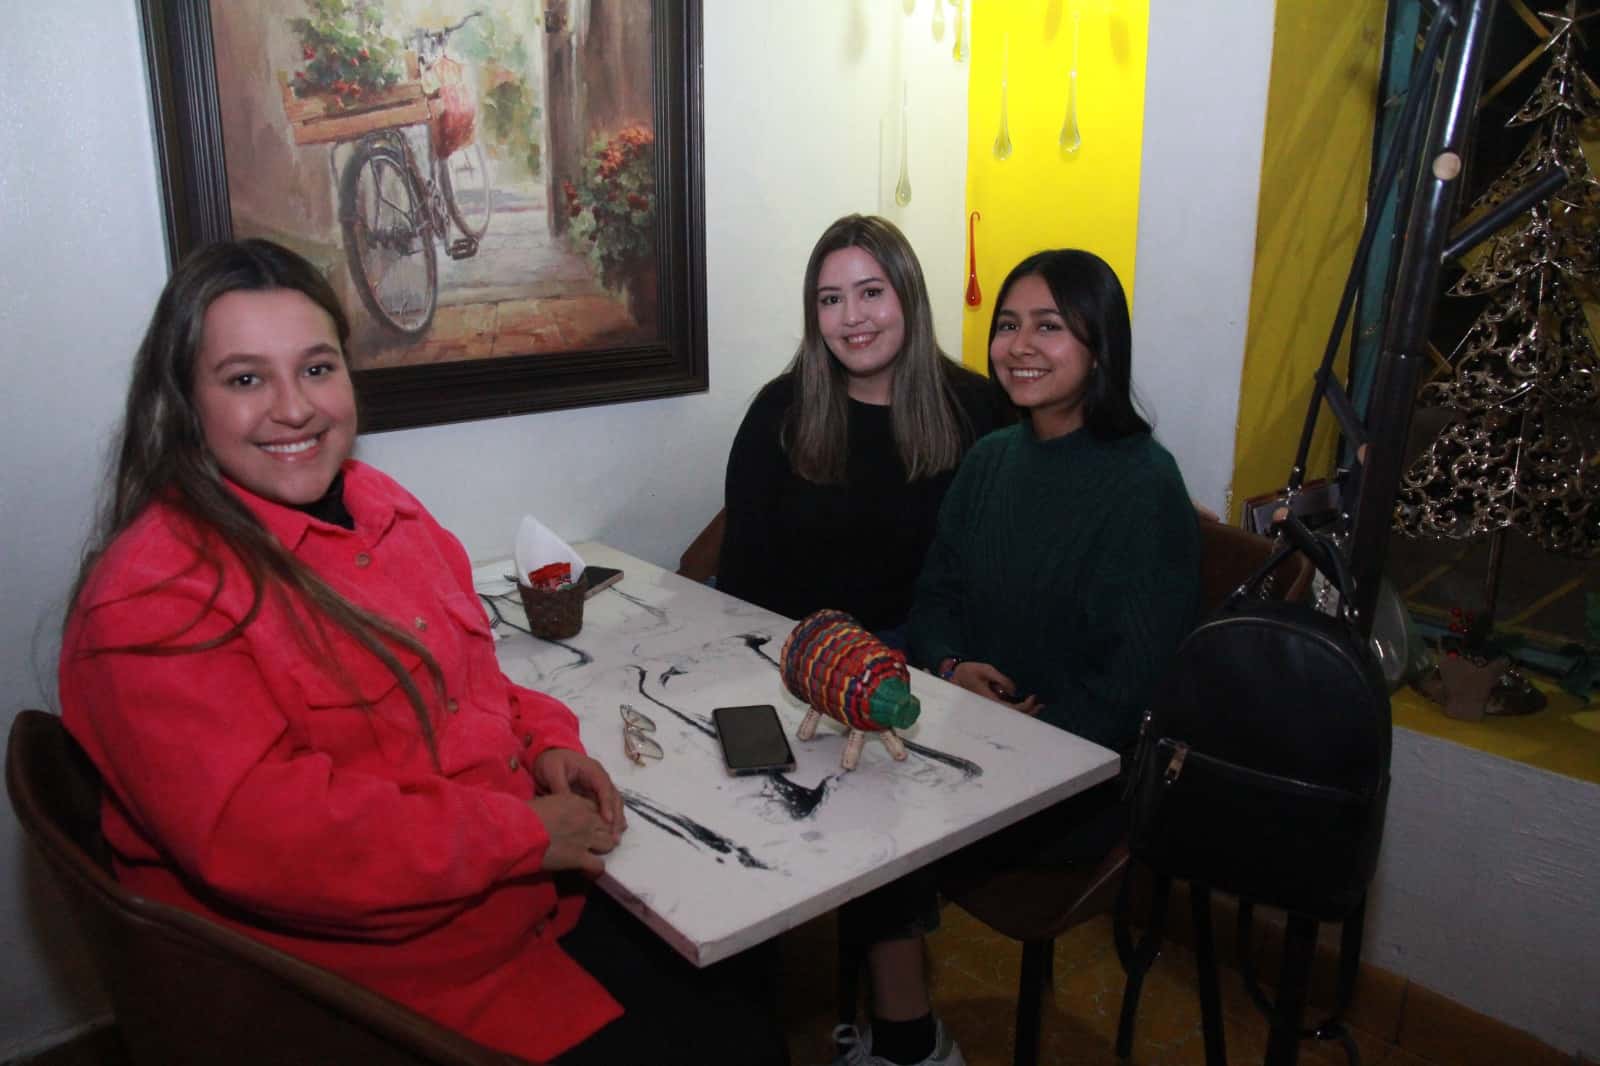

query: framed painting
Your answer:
[141,0,706,432]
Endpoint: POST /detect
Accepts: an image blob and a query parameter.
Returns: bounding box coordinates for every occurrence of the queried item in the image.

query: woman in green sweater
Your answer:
[912,248,1199,754]
[830,255,1199,1065]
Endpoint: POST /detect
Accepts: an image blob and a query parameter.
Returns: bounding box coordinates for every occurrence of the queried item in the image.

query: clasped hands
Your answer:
[528,748,626,876]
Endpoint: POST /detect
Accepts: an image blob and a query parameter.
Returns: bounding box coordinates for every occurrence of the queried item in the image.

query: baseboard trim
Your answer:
[1133,879,1576,1066]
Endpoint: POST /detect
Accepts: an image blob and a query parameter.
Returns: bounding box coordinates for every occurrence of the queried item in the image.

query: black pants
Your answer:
[942,777,1127,877]
[552,891,790,1065]
[841,779,1128,957]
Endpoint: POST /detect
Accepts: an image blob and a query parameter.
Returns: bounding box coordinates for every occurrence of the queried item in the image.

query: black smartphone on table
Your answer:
[582,565,623,598]
[712,704,797,775]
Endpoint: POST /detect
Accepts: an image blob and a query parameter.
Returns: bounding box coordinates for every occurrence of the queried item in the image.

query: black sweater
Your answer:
[717,363,1008,632]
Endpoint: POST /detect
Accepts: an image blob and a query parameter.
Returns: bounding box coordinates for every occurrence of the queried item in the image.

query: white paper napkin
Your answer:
[514,515,586,587]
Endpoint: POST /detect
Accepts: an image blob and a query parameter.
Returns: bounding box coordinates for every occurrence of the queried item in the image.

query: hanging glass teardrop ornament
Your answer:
[895,81,913,206]
[903,0,915,14]
[1059,12,1082,155]
[993,37,1013,160]
[1059,73,1082,155]
[931,0,945,41]
[965,211,983,307]
[952,0,967,61]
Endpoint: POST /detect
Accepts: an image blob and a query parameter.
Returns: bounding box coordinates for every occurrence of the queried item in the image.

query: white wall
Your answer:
[1368,731,1600,1057]
[1130,0,1275,515]
[0,1,968,1055]
[0,3,174,1053]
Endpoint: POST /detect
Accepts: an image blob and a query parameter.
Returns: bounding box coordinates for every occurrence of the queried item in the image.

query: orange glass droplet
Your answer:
[965,210,982,307]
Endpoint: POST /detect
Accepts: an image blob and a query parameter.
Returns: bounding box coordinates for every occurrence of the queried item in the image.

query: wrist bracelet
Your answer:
[938,657,965,682]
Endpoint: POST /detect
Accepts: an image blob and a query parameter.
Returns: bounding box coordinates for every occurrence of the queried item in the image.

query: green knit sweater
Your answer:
[908,423,1201,752]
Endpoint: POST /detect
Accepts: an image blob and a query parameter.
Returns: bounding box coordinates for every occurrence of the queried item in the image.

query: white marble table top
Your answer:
[479,543,1120,967]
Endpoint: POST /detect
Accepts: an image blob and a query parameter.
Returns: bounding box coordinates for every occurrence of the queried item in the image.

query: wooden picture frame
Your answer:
[140,0,706,432]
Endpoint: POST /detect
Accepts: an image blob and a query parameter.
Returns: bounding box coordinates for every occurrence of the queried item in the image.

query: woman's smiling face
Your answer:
[192,288,357,506]
[990,273,1095,439]
[815,246,906,404]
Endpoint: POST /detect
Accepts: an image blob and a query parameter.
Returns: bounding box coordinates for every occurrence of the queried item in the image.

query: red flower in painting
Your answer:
[568,125,656,288]
[617,124,653,150]
[303,46,316,60]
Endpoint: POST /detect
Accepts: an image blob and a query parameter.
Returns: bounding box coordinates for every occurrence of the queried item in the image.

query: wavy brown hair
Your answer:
[69,239,446,763]
[783,214,973,484]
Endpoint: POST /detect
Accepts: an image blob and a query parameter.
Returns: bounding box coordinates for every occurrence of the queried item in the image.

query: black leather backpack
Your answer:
[1127,528,1392,920]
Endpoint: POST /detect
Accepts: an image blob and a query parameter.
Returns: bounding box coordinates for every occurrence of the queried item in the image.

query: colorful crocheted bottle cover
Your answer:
[780,609,921,732]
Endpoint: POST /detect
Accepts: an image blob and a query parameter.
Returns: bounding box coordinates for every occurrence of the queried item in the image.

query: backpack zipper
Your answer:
[1156,738,1370,804]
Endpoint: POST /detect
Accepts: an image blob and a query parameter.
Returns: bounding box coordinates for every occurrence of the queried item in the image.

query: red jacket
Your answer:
[60,461,622,1062]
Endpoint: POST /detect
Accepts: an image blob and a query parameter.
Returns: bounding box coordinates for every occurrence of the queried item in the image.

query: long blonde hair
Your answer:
[783,215,972,484]
[69,239,446,764]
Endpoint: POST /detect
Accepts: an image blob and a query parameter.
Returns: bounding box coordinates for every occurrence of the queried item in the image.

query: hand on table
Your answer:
[950,661,1044,717]
[528,793,619,876]
[534,747,627,833]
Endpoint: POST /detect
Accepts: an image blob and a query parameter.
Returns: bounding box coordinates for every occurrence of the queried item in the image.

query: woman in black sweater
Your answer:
[718,214,1008,642]
[717,215,1006,1066]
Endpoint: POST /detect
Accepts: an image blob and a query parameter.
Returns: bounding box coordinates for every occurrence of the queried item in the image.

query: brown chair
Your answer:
[676,508,726,583]
[1196,517,1315,615]
[937,518,1313,1066]
[940,843,1130,1066]
[5,709,534,1066]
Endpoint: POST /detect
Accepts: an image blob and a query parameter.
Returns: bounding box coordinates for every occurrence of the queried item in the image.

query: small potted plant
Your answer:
[563,124,657,327]
[1435,607,1507,720]
[1425,607,1548,720]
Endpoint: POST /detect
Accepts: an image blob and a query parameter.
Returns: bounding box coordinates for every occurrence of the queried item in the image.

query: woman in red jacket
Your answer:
[59,239,785,1065]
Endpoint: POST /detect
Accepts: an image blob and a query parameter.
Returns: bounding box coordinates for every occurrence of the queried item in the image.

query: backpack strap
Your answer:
[1228,514,1360,626]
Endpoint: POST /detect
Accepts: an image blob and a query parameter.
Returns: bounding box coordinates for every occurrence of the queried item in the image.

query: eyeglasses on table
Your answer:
[620,704,663,766]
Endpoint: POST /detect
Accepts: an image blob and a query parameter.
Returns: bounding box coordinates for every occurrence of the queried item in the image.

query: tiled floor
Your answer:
[777,905,1570,1066]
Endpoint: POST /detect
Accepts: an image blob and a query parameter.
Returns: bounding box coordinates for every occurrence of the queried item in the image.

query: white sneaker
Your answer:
[829,1018,966,1066]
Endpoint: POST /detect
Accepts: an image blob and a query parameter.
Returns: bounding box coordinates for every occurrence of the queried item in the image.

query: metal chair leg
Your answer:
[1264,913,1318,1066]
[1015,939,1050,1066]
[1190,884,1227,1066]
[836,912,866,1031]
[1115,873,1170,1058]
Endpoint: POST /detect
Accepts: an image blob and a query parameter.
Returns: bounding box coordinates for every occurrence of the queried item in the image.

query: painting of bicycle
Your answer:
[141,0,706,430]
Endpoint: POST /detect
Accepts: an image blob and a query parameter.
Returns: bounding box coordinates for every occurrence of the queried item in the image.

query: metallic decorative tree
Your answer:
[1394,23,1600,568]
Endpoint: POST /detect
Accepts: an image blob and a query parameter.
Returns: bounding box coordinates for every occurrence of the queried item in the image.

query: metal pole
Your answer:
[1484,528,1508,624]
[1345,0,1500,633]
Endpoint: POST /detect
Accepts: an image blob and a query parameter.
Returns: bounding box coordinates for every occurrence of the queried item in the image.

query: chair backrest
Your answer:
[5,710,531,1066]
[676,508,726,582]
[1197,518,1313,617]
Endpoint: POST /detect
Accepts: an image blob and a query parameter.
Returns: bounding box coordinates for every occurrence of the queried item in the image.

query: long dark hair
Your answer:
[784,214,972,483]
[69,239,446,762]
[988,249,1150,440]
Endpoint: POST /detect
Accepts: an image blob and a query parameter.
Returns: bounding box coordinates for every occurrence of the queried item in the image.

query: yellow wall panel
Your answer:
[1229,1,1388,519]
[961,1,1149,369]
